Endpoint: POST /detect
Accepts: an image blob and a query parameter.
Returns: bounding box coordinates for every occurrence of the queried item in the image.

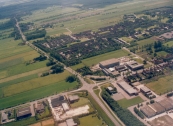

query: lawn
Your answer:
[146,73,173,94]
[117,96,143,108]
[79,114,106,126]
[157,51,168,57]
[3,70,71,97]
[137,37,156,46]
[70,97,90,108]
[0,80,78,110]
[121,37,134,43]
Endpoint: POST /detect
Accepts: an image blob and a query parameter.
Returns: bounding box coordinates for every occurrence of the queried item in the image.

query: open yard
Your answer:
[117,96,143,108]
[146,73,173,94]
[70,97,90,108]
[79,114,106,126]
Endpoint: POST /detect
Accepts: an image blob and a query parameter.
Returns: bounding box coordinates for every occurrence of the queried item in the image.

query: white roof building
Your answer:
[62,103,70,111]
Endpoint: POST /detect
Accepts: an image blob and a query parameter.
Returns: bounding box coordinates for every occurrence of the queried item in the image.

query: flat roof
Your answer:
[17,107,31,117]
[126,61,144,69]
[140,86,150,93]
[140,105,156,118]
[158,99,173,110]
[117,80,137,94]
[99,58,119,66]
[68,95,79,101]
[107,87,114,91]
[149,103,165,113]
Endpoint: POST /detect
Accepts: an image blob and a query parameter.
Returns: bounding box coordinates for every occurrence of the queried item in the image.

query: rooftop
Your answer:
[149,102,165,113]
[99,58,119,66]
[158,99,173,110]
[107,86,114,91]
[126,61,144,69]
[68,95,79,101]
[17,107,31,117]
[140,86,150,93]
[62,103,70,111]
[140,105,156,118]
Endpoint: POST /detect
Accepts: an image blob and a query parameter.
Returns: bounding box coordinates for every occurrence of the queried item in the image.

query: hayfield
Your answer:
[3,70,71,97]
[0,80,78,109]
[146,73,173,94]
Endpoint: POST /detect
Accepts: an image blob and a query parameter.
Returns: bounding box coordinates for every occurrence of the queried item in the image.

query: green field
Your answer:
[137,37,156,46]
[146,73,173,94]
[3,70,71,97]
[79,114,106,126]
[71,97,90,108]
[157,51,168,57]
[117,97,143,108]
[71,49,129,70]
[0,80,78,109]
[164,41,173,47]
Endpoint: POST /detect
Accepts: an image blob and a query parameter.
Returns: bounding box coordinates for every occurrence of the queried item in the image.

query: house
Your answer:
[66,118,77,126]
[68,95,79,103]
[16,107,31,120]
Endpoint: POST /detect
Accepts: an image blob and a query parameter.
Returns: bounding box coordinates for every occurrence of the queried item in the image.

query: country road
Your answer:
[14,18,122,126]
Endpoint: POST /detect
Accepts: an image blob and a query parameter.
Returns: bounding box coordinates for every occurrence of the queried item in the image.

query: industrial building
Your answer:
[102,68,120,77]
[51,95,67,108]
[140,86,151,94]
[158,99,173,111]
[140,105,156,118]
[149,102,165,114]
[62,103,70,111]
[66,118,77,126]
[16,107,31,120]
[117,80,138,96]
[115,65,126,71]
[99,58,119,69]
[126,61,144,71]
[68,95,79,103]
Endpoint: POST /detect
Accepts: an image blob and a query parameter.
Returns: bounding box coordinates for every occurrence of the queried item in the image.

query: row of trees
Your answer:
[25,29,46,41]
[102,90,145,126]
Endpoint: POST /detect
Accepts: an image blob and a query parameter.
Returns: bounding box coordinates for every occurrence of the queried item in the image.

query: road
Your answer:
[14,18,122,126]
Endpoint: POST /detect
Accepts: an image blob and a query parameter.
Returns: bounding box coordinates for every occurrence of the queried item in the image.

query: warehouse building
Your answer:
[140,105,156,118]
[16,107,31,120]
[126,61,144,71]
[140,86,151,95]
[117,80,138,96]
[68,95,79,103]
[158,99,173,111]
[102,68,120,77]
[99,58,119,69]
[149,102,165,114]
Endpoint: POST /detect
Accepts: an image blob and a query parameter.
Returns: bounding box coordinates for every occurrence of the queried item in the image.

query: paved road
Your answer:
[14,19,122,126]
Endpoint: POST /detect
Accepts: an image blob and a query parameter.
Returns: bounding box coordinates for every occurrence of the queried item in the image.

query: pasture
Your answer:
[3,70,71,97]
[146,73,173,94]
[117,97,143,108]
[164,41,173,47]
[0,80,78,109]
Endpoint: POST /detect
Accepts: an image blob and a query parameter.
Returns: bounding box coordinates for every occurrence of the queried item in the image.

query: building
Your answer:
[140,86,151,95]
[68,95,79,103]
[149,102,165,114]
[99,58,119,69]
[66,118,77,126]
[115,65,126,71]
[16,107,31,120]
[117,80,138,96]
[62,103,70,111]
[35,102,45,113]
[140,105,156,118]
[126,61,144,71]
[102,68,120,77]
[51,95,67,108]
[1,112,8,122]
[158,99,173,111]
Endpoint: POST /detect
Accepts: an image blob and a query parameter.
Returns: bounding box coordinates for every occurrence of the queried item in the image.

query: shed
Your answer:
[62,103,70,111]
[66,118,77,126]
[68,95,79,103]
[17,107,31,119]
[1,112,8,122]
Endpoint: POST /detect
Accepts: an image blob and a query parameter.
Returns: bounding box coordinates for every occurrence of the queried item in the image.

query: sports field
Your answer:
[146,73,173,94]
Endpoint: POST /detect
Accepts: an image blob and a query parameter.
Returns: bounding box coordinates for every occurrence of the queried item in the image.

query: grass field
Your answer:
[3,70,71,97]
[146,73,173,94]
[137,37,156,47]
[164,41,173,47]
[79,114,106,126]
[0,80,78,109]
[117,97,143,108]
[70,97,90,108]
[157,51,168,57]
